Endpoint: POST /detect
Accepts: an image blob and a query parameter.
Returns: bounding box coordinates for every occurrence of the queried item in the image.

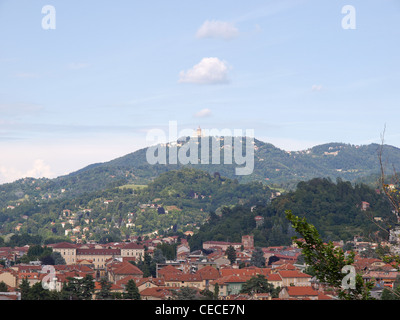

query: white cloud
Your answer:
[196,20,239,39]
[0,159,54,183]
[194,108,212,118]
[179,57,230,84]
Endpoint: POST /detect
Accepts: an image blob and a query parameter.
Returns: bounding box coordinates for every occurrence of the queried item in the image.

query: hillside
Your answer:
[189,177,397,250]
[0,168,271,242]
[1,137,400,207]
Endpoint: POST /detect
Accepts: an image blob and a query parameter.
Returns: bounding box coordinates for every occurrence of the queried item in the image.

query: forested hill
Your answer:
[1,137,400,206]
[0,168,271,242]
[189,177,397,250]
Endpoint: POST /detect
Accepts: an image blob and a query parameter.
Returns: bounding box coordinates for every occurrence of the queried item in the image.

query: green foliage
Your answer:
[18,278,30,300]
[61,274,95,300]
[268,177,395,241]
[171,286,199,300]
[6,234,43,247]
[0,281,8,292]
[19,245,53,264]
[2,140,399,208]
[213,283,220,300]
[285,210,374,300]
[96,278,112,300]
[240,274,280,298]
[124,279,141,300]
[157,243,177,260]
[191,177,396,251]
[250,247,266,268]
[225,245,237,265]
[0,168,271,243]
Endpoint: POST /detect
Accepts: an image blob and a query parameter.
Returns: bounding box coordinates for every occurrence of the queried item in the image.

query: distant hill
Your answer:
[1,137,400,206]
[0,168,271,241]
[189,177,397,250]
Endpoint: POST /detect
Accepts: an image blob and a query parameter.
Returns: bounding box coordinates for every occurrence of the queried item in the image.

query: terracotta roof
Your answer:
[163,272,199,282]
[278,270,312,278]
[55,264,95,273]
[275,263,296,270]
[117,276,165,288]
[267,273,282,281]
[94,281,123,291]
[49,242,77,249]
[286,286,319,296]
[203,241,241,246]
[317,292,334,300]
[16,265,42,272]
[158,265,182,276]
[110,261,143,276]
[211,274,252,285]
[122,242,145,250]
[220,267,270,278]
[140,287,174,299]
[196,266,221,280]
[76,248,120,255]
[178,274,203,282]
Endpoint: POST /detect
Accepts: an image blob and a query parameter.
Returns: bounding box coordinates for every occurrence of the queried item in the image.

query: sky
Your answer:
[0,0,399,183]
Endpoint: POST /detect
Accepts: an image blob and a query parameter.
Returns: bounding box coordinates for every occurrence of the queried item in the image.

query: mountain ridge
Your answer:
[1,137,399,206]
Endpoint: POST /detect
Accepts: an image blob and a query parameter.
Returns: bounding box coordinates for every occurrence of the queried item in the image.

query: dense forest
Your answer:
[189,177,397,250]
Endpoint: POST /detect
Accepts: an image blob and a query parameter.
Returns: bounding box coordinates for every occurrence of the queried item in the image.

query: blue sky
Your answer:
[0,0,399,183]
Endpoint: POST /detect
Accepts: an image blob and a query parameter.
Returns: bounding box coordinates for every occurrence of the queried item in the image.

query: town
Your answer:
[1,229,399,301]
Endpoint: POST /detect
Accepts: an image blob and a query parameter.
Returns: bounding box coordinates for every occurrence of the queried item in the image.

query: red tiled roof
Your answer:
[110,261,143,276]
[163,273,194,282]
[275,263,296,270]
[196,266,221,280]
[220,267,270,278]
[278,270,312,278]
[317,292,333,300]
[286,286,318,296]
[267,273,282,281]
[49,242,77,249]
[211,274,252,285]
[203,241,241,246]
[122,242,145,250]
[158,265,182,276]
[94,281,123,291]
[178,274,203,282]
[76,248,120,255]
[140,287,174,299]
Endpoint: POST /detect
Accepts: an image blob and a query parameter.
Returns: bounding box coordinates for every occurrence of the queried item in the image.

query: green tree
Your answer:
[172,286,198,300]
[240,274,279,298]
[0,281,8,292]
[250,247,265,268]
[96,278,112,300]
[61,274,95,300]
[213,283,220,300]
[28,282,51,300]
[225,245,237,265]
[51,251,66,265]
[381,288,399,300]
[285,210,374,300]
[123,279,141,300]
[18,278,30,300]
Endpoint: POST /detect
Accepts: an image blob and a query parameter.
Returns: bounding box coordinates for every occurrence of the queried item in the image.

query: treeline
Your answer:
[189,178,397,250]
